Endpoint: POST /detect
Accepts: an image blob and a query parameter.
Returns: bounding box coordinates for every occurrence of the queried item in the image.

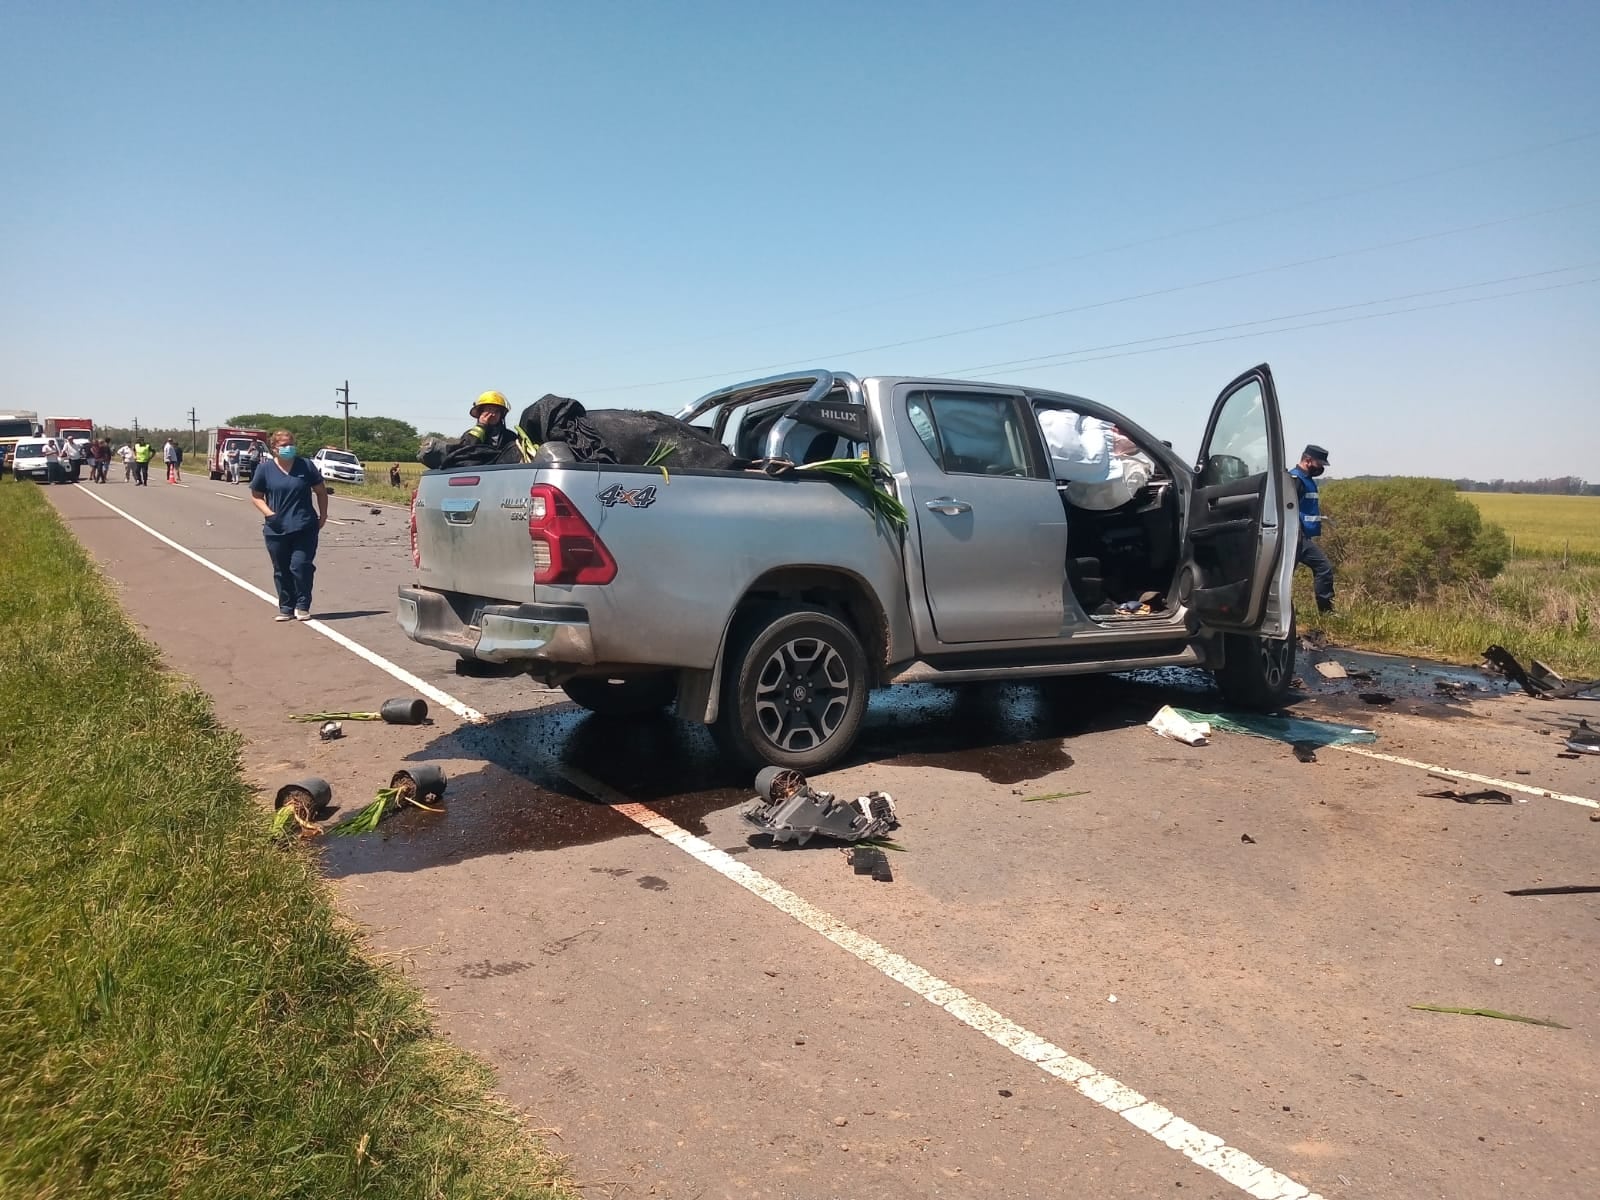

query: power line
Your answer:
[974,276,1600,376]
[939,264,1595,375]
[550,128,1600,374]
[584,195,1600,394]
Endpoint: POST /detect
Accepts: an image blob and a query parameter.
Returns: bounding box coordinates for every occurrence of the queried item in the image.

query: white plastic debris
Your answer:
[1494,958,1504,966]
[1147,705,1211,746]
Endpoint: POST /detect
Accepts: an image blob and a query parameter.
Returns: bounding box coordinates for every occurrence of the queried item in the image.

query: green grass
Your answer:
[0,483,571,1199]
[1303,558,1600,679]
[1464,493,1600,560]
[325,462,423,507]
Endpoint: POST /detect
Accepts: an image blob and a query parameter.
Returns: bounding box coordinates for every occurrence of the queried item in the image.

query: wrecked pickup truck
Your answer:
[399,365,1298,772]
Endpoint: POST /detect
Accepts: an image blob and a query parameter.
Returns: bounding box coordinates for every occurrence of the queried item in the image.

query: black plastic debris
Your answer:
[743,767,900,846]
[849,847,894,882]
[1483,645,1600,700]
[1240,833,1256,844]
[1557,752,1583,760]
[1505,886,1600,896]
[1359,692,1396,706]
[1566,720,1600,755]
[318,720,343,741]
[1292,741,1319,763]
[1420,787,1514,805]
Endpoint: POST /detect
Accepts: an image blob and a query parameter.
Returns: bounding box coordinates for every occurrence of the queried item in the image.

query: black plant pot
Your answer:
[380,697,429,725]
[274,777,332,818]
[390,765,447,802]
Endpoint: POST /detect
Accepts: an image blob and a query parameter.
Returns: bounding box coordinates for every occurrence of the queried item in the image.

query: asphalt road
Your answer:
[41,471,1600,1200]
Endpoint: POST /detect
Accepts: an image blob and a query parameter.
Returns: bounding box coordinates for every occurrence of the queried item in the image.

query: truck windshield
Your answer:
[0,418,36,439]
[322,451,357,463]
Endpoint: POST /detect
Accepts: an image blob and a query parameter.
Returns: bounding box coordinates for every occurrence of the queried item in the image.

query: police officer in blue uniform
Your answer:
[1290,443,1335,613]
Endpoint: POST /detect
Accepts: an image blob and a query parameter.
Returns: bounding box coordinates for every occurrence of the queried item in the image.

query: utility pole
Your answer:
[132,417,141,436]
[334,380,356,450]
[188,407,198,454]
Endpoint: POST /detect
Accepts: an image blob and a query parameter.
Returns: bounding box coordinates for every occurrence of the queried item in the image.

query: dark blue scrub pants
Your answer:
[265,527,318,614]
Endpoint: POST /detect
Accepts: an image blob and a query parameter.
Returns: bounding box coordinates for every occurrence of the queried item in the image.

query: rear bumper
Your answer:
[396,586,595,665]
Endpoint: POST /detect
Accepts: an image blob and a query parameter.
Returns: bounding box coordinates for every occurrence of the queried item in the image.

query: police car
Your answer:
[311,447,366,485]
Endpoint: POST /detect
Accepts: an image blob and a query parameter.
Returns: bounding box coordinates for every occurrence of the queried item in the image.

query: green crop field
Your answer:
[1465,493,1600,558]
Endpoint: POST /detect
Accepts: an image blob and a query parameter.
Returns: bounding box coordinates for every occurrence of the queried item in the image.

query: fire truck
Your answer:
[206,426,269,481]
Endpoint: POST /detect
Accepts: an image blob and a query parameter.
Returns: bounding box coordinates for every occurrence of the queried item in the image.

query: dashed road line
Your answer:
[1330,744,1597,808]
[70,486,483,723]
[554,763,1323,1200]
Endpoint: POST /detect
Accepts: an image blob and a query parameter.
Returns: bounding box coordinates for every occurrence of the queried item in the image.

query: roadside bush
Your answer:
[1319,477,1511,603]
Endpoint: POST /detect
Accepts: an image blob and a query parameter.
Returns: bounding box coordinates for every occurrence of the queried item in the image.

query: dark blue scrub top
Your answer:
[251,457,325,536]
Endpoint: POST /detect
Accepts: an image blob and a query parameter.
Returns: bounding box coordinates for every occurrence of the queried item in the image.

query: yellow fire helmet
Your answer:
[471,390,509,417]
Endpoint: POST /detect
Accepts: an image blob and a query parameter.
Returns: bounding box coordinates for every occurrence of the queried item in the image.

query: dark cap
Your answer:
[1302,444,1330,464]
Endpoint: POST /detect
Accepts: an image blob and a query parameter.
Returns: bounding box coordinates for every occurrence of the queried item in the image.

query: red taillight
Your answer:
[528,484,616,585]
[409,488,420,568]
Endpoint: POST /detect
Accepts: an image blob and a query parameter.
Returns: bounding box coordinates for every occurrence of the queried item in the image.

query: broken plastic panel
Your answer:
[743,767,900,846]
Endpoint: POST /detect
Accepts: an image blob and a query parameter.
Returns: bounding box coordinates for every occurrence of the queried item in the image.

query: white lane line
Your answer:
[554,765,1320,1200]
[213,491,248,501]
[1330,744,1597,808]
[71,486,484,724]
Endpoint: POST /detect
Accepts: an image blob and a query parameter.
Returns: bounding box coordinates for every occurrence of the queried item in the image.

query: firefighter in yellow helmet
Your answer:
[457,391,537,461]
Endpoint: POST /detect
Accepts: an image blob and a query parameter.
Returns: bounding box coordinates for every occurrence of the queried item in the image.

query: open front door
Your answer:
[1179,364,1291,633]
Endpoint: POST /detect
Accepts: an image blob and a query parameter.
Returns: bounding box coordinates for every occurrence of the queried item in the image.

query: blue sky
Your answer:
[3,1,1597,479]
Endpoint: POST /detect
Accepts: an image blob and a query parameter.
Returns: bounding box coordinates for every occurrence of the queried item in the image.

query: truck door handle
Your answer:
[924,497,972,515]
[441,498,479,525]
[1208,493,1255,511]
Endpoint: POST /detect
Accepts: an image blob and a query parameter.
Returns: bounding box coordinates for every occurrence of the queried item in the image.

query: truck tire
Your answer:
[562,673,678,717]
[714,605,869,773]
[1213,616,1297,711]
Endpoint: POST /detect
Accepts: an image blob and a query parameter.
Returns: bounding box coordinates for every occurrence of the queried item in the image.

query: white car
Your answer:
[311,447,365,485]
[11,438,64,483]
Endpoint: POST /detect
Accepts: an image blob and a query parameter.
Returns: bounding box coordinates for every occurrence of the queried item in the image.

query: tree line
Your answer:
[89,416,448,466]
[1349,475,1596,496]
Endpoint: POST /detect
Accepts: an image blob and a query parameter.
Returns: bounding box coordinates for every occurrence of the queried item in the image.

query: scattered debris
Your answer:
[1313,661,1348,680]
[1022,790,1090,802]
[1292,741,1319,763]
[1482,645,1600,700]
[333,766,448,836]
[1410,1004,1567,1029]
[288,697,430,725]
[1147,705,1210,745]
[1419,787,1516,805]
[369,507,382,515]
[1345,668,1375,682]
[847,847,894,882]
[743,767,900,846]
[1240,833,1256,844]
[1566,720,1600,755]
[1556,752,1583,760]
[318,720,344,741]
[1358,692,1396,706]
[1504,885,1600,896]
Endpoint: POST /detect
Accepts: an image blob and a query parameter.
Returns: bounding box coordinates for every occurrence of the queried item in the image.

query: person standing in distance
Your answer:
[1290,443,1335,614]
[249,430,329,622]
[132,437,155,485]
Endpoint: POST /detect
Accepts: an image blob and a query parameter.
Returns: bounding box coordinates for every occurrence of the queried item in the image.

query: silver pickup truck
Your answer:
[399,365,1298,771]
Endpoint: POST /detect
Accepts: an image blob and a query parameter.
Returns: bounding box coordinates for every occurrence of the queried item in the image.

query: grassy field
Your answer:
[325,461,423,506]
[1465,492,1600,560]
[1309,491,1600,678]
[0,482,570,1199]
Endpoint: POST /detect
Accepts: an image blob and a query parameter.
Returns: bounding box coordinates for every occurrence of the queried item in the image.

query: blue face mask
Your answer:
[277,445,297,460]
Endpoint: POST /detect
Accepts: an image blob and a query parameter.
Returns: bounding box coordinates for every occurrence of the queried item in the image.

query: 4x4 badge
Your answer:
[596,483,658,509]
